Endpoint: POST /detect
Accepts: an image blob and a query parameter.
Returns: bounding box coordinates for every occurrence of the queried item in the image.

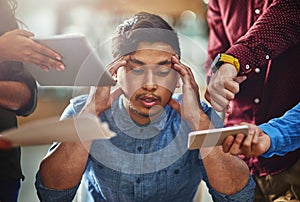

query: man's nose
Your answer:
[142,71,158,90]
[142,83,158,90]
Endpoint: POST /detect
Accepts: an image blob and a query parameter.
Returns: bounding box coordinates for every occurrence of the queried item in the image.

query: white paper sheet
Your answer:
[1,114,115,147]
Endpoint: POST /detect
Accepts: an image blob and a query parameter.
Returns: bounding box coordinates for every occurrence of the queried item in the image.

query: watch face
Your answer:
[211,53,222,73]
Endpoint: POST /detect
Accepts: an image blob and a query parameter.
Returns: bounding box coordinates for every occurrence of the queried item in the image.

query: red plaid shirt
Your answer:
[205,0,300,176]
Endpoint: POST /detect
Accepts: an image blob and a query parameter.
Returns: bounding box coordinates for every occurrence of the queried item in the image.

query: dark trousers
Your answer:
[0,179,20,202]
[254,158,300,202]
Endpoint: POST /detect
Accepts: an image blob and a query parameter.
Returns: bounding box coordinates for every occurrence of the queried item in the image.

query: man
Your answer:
[205,0,300,201]
[0,0,64,201]
[35,12,255,201]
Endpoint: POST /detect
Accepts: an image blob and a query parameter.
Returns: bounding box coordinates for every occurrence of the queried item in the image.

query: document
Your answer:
[1,114,115,147]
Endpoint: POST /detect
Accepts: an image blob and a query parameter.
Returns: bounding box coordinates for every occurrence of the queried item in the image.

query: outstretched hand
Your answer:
[80,57,127,116]
[222,123,271,157]
[0,29,65,71]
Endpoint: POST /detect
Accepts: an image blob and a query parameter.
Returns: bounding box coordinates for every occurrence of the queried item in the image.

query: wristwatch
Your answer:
[211,53,240,74]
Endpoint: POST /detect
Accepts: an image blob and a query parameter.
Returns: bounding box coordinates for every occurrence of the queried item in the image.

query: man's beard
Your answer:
[128,104,160,118]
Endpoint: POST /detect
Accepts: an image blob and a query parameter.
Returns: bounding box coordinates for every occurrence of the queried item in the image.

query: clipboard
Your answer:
[23,33,116,87]
[188,125,249,149]
[1,115,115,147]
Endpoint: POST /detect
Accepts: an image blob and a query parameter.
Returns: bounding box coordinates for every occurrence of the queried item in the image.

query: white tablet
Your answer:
[23,34,116,86]
[188,125,249,149]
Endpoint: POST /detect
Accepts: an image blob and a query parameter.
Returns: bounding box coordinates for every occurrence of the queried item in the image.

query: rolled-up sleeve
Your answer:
[35,171,80,202]
[206,175,255,202]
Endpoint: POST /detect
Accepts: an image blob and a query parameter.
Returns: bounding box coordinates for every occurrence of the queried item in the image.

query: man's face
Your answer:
[118,42,179,123]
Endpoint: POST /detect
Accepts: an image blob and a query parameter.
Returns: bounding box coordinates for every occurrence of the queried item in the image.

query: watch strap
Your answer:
[212,53,240,74]
[219,54,240,73]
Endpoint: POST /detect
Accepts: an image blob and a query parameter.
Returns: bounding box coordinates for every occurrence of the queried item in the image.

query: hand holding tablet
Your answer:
[23,34,116,87]
[188,125,249,149]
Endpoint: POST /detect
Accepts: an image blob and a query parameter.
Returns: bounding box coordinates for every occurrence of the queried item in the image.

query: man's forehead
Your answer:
[135,42,175,55]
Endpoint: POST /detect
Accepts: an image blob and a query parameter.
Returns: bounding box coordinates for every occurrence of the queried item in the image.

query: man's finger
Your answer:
[222,135,235,153]
[168,98,181,116]
[234,75,247,84]
[110,87,123,103]
[13,29,34,37]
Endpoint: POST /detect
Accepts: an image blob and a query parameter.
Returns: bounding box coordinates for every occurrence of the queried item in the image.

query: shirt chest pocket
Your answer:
[164,152,202,198]
[89,157,124,201]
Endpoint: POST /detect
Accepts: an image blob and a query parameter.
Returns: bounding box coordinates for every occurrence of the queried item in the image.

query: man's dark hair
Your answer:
[112,12,181,59]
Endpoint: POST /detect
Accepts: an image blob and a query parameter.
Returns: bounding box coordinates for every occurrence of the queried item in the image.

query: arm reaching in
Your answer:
[223,103,300,157]
[0,29,64,71]
[222,123,271,157]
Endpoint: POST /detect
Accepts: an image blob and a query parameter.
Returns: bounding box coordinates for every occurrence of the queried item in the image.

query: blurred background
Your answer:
[15,0,213,201]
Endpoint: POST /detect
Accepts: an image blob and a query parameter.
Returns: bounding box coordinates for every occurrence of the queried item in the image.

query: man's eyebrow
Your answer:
[129,57,172,66]
[128,57,145,65]
[158,60,172,66]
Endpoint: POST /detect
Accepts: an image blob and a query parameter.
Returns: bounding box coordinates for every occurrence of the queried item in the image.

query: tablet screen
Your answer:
[188,125,249,149]
[23,34,116,87]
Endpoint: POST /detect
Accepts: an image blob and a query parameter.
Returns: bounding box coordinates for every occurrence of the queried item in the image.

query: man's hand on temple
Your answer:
[80,57,127,116]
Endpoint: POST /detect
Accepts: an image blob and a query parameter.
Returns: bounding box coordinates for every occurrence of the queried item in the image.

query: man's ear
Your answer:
[176,73,181,88]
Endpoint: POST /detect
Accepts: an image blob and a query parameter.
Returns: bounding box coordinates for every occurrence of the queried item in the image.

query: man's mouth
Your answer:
[138,95,160,108]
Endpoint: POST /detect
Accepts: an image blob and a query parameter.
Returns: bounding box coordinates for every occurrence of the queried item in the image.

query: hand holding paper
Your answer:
[1,114,115,147]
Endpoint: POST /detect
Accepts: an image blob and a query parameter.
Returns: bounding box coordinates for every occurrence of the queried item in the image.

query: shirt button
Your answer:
[245,64,250,70]
[136,178,141,184]
[255,68,260,73]
[254,98,260,104]
[255,9,261,15]
[137,146,143,152]
[266,55,270,60]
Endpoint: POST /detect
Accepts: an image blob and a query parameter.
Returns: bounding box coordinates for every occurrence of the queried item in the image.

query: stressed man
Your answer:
[35,12,255,202]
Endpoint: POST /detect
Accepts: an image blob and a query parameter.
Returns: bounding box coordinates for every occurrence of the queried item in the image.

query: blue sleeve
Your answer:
[199,102,255,201]
[35,171,79,202]
[35,95,88,201]
[208,176,255,201]
[260,102,300,158]
[199,159,255,202]
[60,94,88,120]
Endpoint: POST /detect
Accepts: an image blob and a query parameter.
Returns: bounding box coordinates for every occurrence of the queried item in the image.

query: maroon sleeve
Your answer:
[205,0,231,83]
[226,0,300,75]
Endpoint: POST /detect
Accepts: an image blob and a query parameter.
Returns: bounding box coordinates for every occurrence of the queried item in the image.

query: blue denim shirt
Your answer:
[35,94,255,202]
